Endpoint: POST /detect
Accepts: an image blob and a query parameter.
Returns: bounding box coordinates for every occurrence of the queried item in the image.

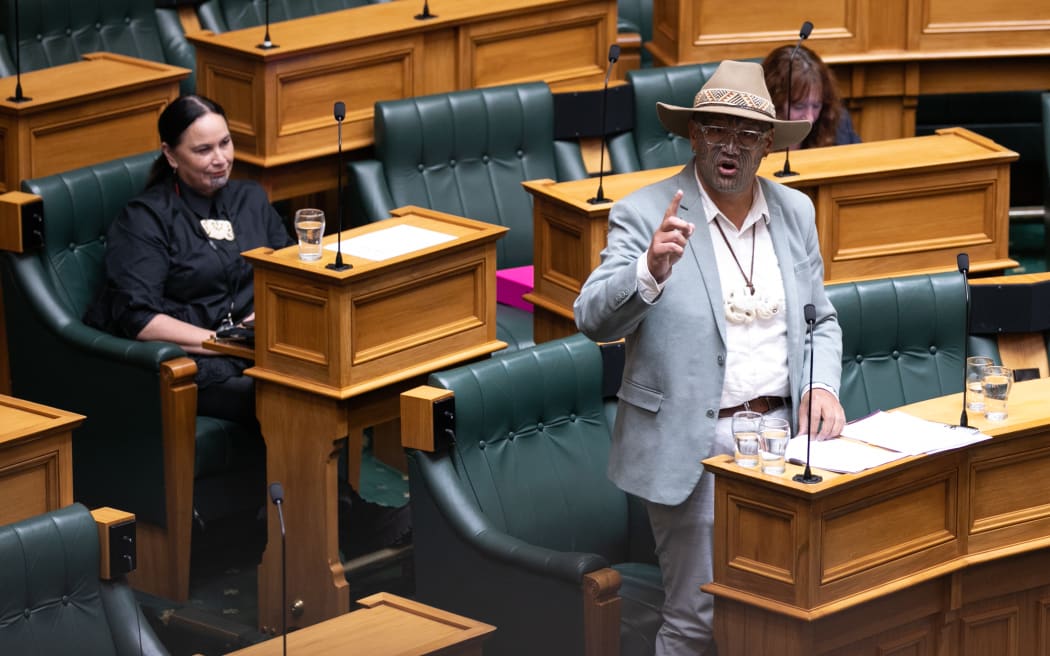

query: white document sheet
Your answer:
[327,224,455,261]
[838,410,992,456]
[785,436,906,474]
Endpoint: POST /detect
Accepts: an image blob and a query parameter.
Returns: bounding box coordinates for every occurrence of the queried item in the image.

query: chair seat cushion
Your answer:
[614,561,664,656]
[194,416,262,479]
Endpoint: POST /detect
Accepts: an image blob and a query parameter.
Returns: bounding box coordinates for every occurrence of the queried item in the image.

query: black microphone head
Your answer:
[608,44,621,63]
[334,101,346,122]
[269,481,284,504]
[804,303,816,324]
[957,252,970,274]
[800,21,814,39]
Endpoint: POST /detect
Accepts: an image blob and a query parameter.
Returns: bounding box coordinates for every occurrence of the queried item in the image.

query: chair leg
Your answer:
[583,568,622,656]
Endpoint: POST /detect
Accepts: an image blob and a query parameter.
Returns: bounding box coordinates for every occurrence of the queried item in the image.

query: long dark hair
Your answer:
[762,44,843,149]
[146,95,228,189]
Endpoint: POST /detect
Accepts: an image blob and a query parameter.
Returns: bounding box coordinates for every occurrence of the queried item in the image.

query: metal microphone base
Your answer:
[587,196,613,205]
[792,471,823,484]
[774,168,799,178]
[256,41,279,50]
[326,260,352,272]
[415,11,437,19]
[6,94,31,102]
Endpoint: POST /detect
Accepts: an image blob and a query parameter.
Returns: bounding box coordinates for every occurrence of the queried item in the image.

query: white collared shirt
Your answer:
[637,178,790,409]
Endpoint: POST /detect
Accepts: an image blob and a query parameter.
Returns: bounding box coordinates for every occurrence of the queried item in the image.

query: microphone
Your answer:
[327,101,351,271]
[774,20,814,179]
[588,43,621,205]
[256,0,278,50]
[792,303,822,484]
[415,0,437,20]
[269,482,288,656]
[7,0,31,102]
[957,252,971,428]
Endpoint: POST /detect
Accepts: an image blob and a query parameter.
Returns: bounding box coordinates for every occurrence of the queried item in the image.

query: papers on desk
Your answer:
[785,410,992,474]
[327,224,455,261]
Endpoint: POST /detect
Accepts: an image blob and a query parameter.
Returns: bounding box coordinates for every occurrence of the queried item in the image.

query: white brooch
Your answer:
[200,219,235,241]
[725,285,781,324]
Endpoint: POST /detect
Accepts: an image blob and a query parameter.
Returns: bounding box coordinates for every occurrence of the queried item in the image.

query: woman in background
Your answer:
[763,44,861,149]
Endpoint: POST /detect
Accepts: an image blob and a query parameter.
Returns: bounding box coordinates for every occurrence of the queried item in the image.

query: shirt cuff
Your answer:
[803,382,838,399]
[636,253,664,304]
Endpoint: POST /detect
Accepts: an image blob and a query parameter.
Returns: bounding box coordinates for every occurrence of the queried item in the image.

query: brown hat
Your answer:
[656,60,811,151]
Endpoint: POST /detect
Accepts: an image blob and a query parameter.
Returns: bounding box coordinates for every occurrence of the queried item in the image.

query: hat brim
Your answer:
[656,102,811,151]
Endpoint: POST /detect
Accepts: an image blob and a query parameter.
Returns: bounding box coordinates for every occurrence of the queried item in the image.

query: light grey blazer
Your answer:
[574,163,842,506]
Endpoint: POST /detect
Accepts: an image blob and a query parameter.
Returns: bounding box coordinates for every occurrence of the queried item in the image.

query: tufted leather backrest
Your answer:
[826,272,968,421]
[373,82,567,269]
[0,504,166,656]
[21,151,156,320]
[428,333,634,562]
[196,0,390,33]
[0,0,196,93]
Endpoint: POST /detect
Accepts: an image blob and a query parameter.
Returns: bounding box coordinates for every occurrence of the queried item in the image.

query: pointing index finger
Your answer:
[664,189,684,221]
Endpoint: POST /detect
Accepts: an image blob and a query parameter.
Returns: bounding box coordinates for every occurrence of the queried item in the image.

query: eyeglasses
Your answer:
[698,124,769,149]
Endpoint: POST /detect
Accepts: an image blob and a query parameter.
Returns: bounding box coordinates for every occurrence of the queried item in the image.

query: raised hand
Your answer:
[646,190,695,283]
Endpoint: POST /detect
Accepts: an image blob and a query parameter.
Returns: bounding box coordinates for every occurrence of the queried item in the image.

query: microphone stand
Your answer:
[588,44,620,205]
[257,0,278,50]
[958,252,971,428]
[774,20,813,179]
[269,482,287,656]
[7,0,31,102]
[793,303,822,484]
[415,0,437,20]
[327,101,351,271]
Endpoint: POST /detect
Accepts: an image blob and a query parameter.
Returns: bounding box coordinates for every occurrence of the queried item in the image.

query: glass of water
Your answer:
[965,356,994,412]
[759,416,791,476]
[981,366,1013,421]
[294,208,325,261]
[732,411,762,469]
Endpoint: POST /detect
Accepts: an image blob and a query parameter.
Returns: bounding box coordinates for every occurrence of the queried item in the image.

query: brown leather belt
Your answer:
[718,396,788,419]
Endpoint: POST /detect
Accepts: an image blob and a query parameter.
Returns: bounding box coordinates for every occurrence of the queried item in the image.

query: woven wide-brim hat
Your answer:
[657,60,811,151]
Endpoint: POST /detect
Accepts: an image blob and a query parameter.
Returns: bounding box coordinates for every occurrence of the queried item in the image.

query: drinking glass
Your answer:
[731,410,762,468]
[294,208,325,261]
[965,356,994,412]
[981,366,1013,421]
[759,416,791,476]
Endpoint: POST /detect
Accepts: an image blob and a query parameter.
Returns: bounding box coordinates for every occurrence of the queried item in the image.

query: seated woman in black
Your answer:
[85,94,292,427]
[763,44,862,148]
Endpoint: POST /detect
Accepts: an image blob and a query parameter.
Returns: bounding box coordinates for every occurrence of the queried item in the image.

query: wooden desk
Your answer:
[188,0,617,201]
[227,593,494,656]
[702,377,1050,655]
[646,0,1050,142]
[0,395,83,528]
[243,207,506,631]
[0,52,187,194]
[523,127,1017,342]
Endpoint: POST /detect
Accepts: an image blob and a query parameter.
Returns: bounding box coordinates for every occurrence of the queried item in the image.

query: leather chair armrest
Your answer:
[194,0,227,33]
[553,140,589,182]
[607,132,641,174]
[99,578,171,656]
[412,449,609,582]
[0,34,14,78]
[347,159,396,226]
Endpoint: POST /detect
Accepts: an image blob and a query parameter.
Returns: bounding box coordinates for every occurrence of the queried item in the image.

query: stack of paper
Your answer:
[785,410,992,474]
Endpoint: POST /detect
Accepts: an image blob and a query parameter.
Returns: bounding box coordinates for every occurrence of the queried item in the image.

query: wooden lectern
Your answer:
[523,127,1017,342]
[0,52,187,194]
[242,207,507,632]
[188,0,616,201]
[703,377,1050,654]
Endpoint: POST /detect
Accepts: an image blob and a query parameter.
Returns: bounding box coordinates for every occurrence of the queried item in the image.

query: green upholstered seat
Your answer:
[195,0,391,33]
[0,0,197,94]
[347,82,590,351]
[0,504,169,656]
[826,272,999,422]
[617,0,653,68]
[407,333,662,656]
[0,152,262,601]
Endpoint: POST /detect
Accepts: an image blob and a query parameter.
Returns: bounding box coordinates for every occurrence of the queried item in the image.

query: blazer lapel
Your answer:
[677,163,727,345]
[764,180,802,392]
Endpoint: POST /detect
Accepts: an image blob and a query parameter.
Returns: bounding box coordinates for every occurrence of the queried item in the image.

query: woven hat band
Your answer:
[694,88,776,119]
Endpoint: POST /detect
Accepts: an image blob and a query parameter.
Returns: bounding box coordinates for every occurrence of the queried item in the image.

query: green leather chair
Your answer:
[607,61,722,174]
[0,503,169,656]
[826,271,999,421]
[1042,91,1050,267]
[617,0,653,68]
[0,0,196,94]
[347,82,590,352]
[0,152,263,603]
[406,333,662,656]
[196,0,391,33]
